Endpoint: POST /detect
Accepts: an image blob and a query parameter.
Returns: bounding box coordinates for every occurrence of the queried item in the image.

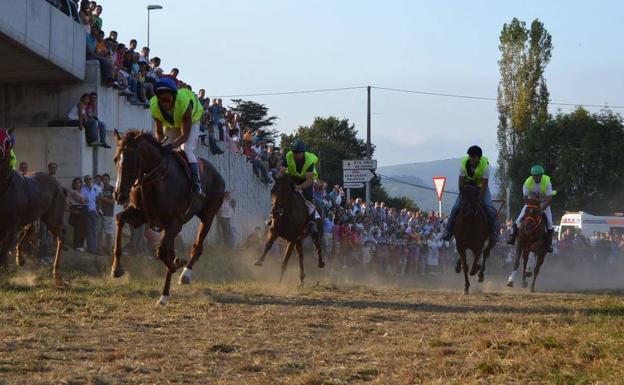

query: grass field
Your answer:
[1,250,624,385]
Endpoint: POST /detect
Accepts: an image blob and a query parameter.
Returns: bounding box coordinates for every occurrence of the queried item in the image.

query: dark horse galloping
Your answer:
[506,197,547,292]
[0,128,66,284]
[253,176,324,286]
[452,184,495,294]
[112,130,225,305]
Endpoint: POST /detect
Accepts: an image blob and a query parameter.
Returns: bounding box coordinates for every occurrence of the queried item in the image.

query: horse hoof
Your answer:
[319,261,326,268]
[506,281,514,288]
[54,278,69,288]
[464,289,469,295]
[298,282,305,288]
[253,259,264,267]
[530,287,535,293]
[173,258,187,269]
[16,256,25,267]
[111,267,125,278]
[179,267,192,285]
[156,295,169,306]
[478,274,484,283]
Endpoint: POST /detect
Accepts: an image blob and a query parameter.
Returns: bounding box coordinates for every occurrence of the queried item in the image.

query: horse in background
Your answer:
[112,130,225,306]
[506,197,548,292]
[452,183,495,294]
[0,128,66,285]
[253,175,324,286]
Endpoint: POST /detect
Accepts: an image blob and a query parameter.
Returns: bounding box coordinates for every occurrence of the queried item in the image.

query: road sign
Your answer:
[343,159,377,170]
[343,169,375,183]
[343,182,365,189]
[432,176,447,201]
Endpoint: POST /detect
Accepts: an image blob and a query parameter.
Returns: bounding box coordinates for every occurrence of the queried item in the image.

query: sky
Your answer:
[103,0,623,167]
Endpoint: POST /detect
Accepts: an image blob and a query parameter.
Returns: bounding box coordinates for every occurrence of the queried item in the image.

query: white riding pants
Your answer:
[516,204,553,230]
[164,121,200,163]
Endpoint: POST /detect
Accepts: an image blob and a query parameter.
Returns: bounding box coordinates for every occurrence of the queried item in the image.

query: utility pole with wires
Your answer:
[366,85,372,204]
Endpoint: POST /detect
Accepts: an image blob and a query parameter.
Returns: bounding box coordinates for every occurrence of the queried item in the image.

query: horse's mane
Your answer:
[123,130,160,147]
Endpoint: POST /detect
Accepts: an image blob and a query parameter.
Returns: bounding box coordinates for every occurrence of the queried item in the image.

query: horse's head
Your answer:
[523,196,543,231]
[113,129,141,205]
[270,175,296,217]
[460,183,479,205]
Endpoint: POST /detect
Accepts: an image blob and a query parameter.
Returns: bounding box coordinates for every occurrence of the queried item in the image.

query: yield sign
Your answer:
[432,176,447,201]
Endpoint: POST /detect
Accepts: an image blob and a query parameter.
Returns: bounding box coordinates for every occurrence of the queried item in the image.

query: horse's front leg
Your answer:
[15,223,35,267]
[112,207,144,278]
[295,240,305,287]
[458,248,470,294]
[521,250,530,288]
[469,248,482,276]
[156,222,183,306]
[507,244,522,287]
[530,252,546,293]
[254,228,277,266]
[0,228,16,269]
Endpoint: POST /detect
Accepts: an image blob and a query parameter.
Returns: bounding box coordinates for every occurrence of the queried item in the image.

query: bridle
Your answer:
[523,204,543,234]
[117,141,170,224]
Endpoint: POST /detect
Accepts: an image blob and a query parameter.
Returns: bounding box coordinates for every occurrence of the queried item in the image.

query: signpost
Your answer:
[343,169,375,183]
[432,176,447,217]
[343,182,365,189]
[343,159,377,202]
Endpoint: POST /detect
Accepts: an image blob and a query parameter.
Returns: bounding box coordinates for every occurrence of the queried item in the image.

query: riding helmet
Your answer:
[154,78,178,96]
[292,139,306,152]
[467,145,482,157]
[530,165,545,175]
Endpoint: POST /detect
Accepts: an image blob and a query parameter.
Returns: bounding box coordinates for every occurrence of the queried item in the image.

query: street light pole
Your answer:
[147,5,163,49]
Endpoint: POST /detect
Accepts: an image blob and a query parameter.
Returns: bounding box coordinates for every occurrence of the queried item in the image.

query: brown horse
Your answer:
[506,198,547,292]
[452,184,495,294]
[112,130,225,305]
[253,176,324,286]
[0,128,66,284]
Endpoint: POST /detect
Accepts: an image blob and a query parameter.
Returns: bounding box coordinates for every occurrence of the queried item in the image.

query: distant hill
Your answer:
[378,158,499,212]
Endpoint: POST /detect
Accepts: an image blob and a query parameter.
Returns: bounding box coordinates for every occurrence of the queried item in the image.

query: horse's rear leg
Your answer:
[179,221,209,285]
[0,229,16,269]
[15,224,35,267]
[313,232,325,268]
[254,229,277,266]
[295,240,305,287]
[48,227,66,286]
[530,253,546,293]
[279,242,295,284]
[469,249,482,276]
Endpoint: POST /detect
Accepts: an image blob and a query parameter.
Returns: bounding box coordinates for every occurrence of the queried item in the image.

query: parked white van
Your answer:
[558,212,624,239]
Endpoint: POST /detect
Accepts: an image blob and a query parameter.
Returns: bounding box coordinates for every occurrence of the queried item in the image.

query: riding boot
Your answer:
[545,229,553,253]
[506,223,518,246]
[186,163,206,218]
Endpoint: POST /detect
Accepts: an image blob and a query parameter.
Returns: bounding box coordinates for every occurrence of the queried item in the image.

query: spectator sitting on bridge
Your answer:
[85,92,111,148]
[105,30,117,44]
[91,4,102,31]
[78,1,91,33]
[147,57,163,83]
[86,26,114,85]
[140,46,150,62]
[67,93,90,130]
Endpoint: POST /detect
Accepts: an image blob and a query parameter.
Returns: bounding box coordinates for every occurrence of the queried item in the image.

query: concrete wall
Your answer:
[0,61,152,131]
[0,0,85,81]
[181,146,272,247]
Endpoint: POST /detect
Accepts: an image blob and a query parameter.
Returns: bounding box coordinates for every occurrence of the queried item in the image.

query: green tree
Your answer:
[280,116,371,189]
[228,99,279,143]
[372,185,419,211]
[509,108,624,217]
[496,18,553,204]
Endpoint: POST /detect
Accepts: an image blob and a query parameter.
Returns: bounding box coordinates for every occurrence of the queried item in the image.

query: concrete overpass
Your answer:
[0,0,85,82]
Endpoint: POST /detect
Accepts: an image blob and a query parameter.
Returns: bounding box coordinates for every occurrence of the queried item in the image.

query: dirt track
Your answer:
[2,253,624,385]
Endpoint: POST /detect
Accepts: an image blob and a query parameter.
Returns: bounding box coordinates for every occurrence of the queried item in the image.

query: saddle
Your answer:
[170,150,193,184]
